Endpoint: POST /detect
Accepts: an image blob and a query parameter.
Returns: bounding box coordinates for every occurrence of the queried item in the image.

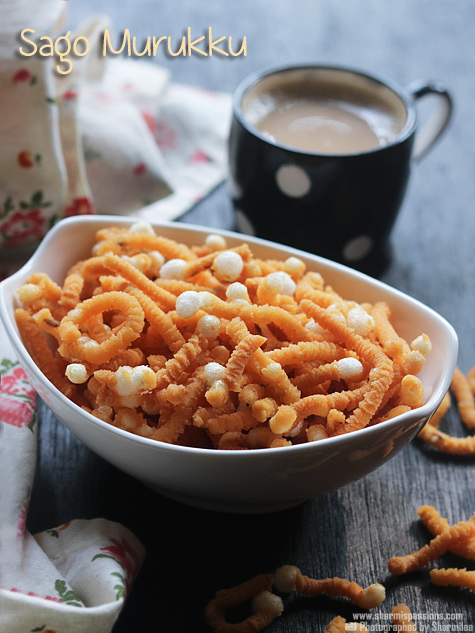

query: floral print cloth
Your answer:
[0,2,232,252]
[0,318,146,633]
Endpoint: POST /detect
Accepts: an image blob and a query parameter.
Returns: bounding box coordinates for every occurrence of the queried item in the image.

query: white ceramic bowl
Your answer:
[0,216,458,513]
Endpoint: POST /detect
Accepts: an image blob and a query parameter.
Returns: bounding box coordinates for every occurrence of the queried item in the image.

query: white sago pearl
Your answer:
[149,250,165,269]
[115,366,135,396]
[131,366,157,391]
[204,362,226,387]
[337,357,364,381]
[159,258,187,280]
[226,282,249,302]
[129,221,155,235]
[205,233,227,250]
[197,314,222,338]
[17,284,43,302]
[212,250,244,282]
[411,333,432,356]
[347,305,375,336]
[266,271,296,296]
[283,256,306,278]
[65,363,88,384]
[305,318,326,336]
[175,291,202,318]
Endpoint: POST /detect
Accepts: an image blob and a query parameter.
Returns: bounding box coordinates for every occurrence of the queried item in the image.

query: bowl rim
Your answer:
[0,215,458,459]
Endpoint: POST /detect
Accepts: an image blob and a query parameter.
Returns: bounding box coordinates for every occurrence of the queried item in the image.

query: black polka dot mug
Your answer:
[228,64,452,276]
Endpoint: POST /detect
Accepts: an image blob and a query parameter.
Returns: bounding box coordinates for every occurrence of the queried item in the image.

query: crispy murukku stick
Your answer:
[217,431,249,450]
[467,366,475,394]
[424,391,451,430]
[299,300,393,435]
[155,333,205,390]
[417,424,475,455]
[273,565,386,609]
[155,278,211,295]
[451,366,475,429]
[103,253,177,312]
[202,410,257,435]
[281,385,369,434]
[80,255,111,281]
[59,268,84,309]
[205,574,282,633]
[226,317,301,405]
[430,567,475,591]
[391,604,418,633]
[33,308,61,341]
[417,506,475,559]
[58,291,145,365]
[15,309,75,399]
[28,273,63,303]
[200,295,313,343]
[295,275,335,308]
[126,286,185,353]
[149,368,207,443]
[252,397,279,423]
[246,425,291,448]
[107,231,198,261]
[224,324,266,390]
[266,340,347,367]
[387,521,475,575]
[371,302,403,359]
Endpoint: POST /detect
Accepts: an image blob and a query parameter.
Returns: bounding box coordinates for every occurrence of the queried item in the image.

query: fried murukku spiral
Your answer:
[16,222,430,449]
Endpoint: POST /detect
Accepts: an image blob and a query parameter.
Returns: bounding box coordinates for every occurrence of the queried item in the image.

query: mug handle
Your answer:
[406,80,453,162]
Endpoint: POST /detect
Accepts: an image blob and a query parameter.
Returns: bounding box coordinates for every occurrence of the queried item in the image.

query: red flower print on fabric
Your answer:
[141,111,157,135]
[1,394,36,430]
[63,197,95,217]
[9,588,62,603]
[63,89,78,100]
[0,208,45,248]
[133,162,146,175]
[92,536,142,599]
[12,69,31,84]
[1,361,36,430]
[154,121,176,151]
[191,149,211,164]
[17,151,35,168]
[17,500,30,538]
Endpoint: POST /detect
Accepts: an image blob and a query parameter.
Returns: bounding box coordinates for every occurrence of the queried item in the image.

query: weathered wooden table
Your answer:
[27,1,475,630]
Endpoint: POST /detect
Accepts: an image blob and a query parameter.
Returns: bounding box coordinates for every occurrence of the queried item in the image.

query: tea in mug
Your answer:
[242,69,407,155]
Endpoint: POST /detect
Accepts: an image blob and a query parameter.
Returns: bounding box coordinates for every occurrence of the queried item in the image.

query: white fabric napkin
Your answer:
[0,1,232,251]
[0,320,146,633]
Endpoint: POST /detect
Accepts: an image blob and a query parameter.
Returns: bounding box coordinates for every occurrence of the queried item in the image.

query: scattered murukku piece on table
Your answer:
[430,567,475,592]
[417,506,475,559]
[418,366,475,455]
[391,604,419,633]
[273,565,386,609]
[450,366,475,429]
[387,521,475,575]
[205,574,282,633]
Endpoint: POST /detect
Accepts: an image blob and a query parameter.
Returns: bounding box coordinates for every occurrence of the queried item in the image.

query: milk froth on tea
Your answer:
[255,99,385,154]
[242,70,407,155]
